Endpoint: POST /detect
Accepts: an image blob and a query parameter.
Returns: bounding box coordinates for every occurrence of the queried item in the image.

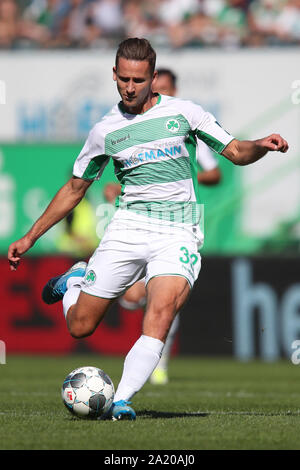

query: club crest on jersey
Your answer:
[165,119,180,133]
[85,270,96,285]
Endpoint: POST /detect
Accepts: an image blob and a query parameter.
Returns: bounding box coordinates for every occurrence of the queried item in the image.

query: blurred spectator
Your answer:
[157,0,201,47]
[214,0,250,47]
[274,0,300,44]
[123,0,150,39]
[158,0,200,26]
[247,0,283,46]
[19,0,68,47]
[0,0,19,48]
[89,0,124,41]
[57,0,92,47]
[1,0,300,49]
[201,0,226,18]
[123,0,161,42]
[183,8,220,47]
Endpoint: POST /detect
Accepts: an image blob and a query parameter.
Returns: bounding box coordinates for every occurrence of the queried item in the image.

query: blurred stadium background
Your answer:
[1,0,300,363]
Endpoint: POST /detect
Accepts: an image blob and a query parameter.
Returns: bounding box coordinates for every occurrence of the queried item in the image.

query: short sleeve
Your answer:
[73,124,110,181]
[186,101,235,154]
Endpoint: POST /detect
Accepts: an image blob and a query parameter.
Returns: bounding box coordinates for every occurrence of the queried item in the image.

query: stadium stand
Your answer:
[0,0,299,49]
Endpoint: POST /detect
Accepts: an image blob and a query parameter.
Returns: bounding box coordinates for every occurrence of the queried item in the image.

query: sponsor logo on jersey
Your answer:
[165,119,180,133]
[123,145,182,168]
[111,133,130,146]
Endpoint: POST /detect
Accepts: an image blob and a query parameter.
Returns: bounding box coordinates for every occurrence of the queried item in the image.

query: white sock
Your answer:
[118,297,140,311]
[62,286,81,319]
[66,276,83,289]
[114,335,164,402]
[157,314,180,371]
[118,296,146,311]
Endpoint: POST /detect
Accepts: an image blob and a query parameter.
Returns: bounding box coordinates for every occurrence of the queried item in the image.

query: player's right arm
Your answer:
[8,120,108,271]
[8,176,92,271]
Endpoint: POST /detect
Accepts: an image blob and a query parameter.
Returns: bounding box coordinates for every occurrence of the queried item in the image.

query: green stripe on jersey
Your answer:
[115,156,192,186]
[118,200,202,224]
[195,129,228,153]
[105,114,191,154]
[185,132,201,204]
[82,154,110,180]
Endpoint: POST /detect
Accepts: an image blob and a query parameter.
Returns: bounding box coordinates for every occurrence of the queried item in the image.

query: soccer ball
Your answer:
[61,366,115,419]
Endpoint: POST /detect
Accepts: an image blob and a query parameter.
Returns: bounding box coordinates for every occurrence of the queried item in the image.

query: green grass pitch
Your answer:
[0,355,299,450]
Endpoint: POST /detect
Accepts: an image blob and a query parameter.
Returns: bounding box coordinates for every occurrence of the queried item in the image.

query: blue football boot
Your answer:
[42,261,87,304]
[110,400,136,421]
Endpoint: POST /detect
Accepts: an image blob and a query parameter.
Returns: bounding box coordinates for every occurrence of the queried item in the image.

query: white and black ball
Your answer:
[62,366,114,419]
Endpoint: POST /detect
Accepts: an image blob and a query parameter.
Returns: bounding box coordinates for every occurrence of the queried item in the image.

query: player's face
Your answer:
[153,74,176,97]
[113,58,156,114]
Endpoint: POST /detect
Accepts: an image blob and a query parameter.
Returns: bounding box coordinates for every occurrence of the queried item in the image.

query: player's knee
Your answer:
[123,290,139,303]
[68,317,95,339]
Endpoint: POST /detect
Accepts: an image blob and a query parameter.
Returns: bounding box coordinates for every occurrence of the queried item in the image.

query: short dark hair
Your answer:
[156,68,177,88]
[115,38,156,75]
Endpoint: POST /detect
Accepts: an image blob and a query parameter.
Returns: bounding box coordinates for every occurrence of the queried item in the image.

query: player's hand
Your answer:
[8,235,34,271]
[257,134,289,153]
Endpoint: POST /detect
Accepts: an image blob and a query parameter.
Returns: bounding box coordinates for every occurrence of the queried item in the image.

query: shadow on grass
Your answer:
[138,410,300,419]
[138,410,208,419]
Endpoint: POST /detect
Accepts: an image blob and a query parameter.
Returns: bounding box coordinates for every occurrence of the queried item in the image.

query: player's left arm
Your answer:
[222,134,289,165]
[190,105,288,166]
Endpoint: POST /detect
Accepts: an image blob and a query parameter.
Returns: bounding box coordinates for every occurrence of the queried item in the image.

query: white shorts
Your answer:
[81,212,201,299]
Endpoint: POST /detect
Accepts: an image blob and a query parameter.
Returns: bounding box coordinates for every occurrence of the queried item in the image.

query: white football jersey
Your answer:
[73,94,234,239]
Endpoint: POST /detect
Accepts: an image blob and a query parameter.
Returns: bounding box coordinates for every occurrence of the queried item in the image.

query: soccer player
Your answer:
[119,66,223,385]
[8,38,288,420]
